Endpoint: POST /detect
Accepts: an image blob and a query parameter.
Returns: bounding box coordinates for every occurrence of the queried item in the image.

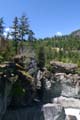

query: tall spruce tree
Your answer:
[11,17,19,54]
[28,30,34,46]
[38,46,45,70]
[19,15,29,40]
[0,18,4,37]
[19,14,29,52]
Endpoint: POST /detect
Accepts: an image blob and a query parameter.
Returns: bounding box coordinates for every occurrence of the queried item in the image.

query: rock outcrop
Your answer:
[66,115,77,120]
[50,61,78,73]
[0,58,80,120]
[54,73,80,98]
[43,103,66,120]
[53,96,80,108]
[0,61,36,119]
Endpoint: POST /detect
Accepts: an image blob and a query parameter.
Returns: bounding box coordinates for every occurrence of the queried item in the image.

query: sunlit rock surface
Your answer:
[53,96,80,120]
[65,115,77,120]
[43,103,66,120]
[65,108,80,120]
[53,96,80,108]
[54,73,80,98]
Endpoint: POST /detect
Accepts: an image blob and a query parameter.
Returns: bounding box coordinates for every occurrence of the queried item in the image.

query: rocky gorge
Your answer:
[0,59,80,120]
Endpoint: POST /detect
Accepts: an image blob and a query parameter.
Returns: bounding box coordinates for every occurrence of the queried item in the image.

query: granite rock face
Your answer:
[43,103,66,120]
[54,73,80,98]
[1,59,80,120]
[53,96,80,108]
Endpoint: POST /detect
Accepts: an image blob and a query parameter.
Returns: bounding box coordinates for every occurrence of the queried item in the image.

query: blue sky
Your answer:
[0,0,80,38]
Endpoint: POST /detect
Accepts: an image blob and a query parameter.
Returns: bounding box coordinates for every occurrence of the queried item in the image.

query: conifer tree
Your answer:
[19,14,29,40]
[28,30,34,46]
[38,46,45,70]
[19,14,29,52]
[0,17,4,37]
[11,17,19,54]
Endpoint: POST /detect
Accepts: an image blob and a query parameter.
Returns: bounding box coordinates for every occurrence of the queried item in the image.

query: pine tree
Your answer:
[38,46,45,70]
[19,14,29,40]
[11,17,19,54]
[0,18,4,37]
[19,14,29,52]
[28,30,34,46]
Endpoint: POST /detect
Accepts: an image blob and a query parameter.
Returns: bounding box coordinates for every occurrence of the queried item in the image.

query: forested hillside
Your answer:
[34,34,80,67]
[1,15,80,68]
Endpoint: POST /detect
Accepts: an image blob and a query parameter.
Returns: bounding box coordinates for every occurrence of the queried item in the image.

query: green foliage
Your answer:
[10,15,30,54]
[11,17,20,54]
[12,82,25,96]
[0,17,4,37]
[1,15,80,68]
[0,15,33,61]
[0,55,4,63]
[19,14,29,40]
[38,46,45,69]
[32,35,80,68]
[28,30,35,47]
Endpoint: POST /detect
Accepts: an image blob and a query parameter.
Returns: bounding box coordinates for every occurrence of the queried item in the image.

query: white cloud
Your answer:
[56,32,62,36]
[4,32,7,37]
[5,27,11,32]
[4,27,12,39]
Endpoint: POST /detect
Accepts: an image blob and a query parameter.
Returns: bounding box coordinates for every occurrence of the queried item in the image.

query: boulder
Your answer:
[65,108,80,120]
[54,73,80,98]
[53,96,80,108]
[66,115,77,120]
[36,69,55,103]
[50,61,78,73]
[43,103,66,120]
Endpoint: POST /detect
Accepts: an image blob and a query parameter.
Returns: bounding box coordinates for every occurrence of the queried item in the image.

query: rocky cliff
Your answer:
[0,60,80,120]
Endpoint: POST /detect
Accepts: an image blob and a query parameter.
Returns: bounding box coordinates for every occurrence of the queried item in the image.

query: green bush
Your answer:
[38,46,45,70]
